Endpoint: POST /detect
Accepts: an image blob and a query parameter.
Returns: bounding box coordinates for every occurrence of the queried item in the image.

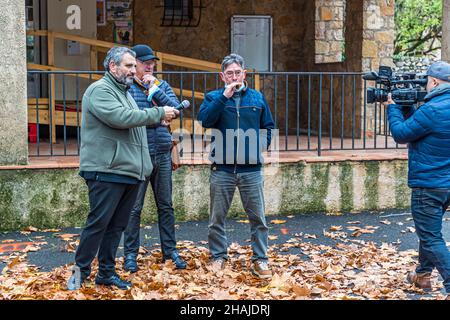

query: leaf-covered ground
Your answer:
[0,234,448,300]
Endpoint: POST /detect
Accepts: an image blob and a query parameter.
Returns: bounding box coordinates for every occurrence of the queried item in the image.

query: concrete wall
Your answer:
[0,0,28,165]
[0,160,410,231]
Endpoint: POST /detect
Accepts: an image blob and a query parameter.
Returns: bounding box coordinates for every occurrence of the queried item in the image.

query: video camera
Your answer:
[363,66,427,105]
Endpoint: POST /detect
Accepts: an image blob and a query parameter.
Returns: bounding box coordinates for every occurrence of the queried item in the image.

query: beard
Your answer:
[116,74,134,86]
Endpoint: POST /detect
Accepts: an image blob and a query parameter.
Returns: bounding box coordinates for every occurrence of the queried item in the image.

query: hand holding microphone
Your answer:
[162,100,190,122]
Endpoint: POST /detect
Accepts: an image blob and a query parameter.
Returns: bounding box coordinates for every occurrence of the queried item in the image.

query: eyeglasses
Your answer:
[224,70,243,77]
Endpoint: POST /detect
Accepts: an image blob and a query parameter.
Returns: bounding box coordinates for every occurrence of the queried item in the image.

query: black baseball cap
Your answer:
[131,44,160,62]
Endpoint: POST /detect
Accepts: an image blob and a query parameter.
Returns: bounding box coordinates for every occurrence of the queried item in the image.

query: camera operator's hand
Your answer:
[162,106,179,122]
[223,82,241,99]
[383,93,395,107]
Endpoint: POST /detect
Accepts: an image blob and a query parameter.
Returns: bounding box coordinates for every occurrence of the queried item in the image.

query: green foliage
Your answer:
[395,0,442,56]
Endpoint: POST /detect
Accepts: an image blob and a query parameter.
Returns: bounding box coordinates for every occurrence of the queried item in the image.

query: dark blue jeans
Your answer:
[411,187,450,293]
[75,180,140,279]
[123,152,177,259]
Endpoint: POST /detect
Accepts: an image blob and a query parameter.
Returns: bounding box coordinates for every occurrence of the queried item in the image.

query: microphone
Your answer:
[175,100,190,111]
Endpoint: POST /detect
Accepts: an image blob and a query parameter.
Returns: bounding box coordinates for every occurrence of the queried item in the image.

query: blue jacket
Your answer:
[387,83,450,188]
[197,87,275,173]
[128,79,179,155]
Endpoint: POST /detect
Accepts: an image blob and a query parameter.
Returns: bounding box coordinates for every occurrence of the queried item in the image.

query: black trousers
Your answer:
[75,180,140,279]
[124,152,176,259]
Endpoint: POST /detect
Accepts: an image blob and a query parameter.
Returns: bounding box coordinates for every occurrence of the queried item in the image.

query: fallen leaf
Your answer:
[57,234,79,241]
[23,226,38,232]
[270,220,286,224]
[268,235,278,240]
[280,228,289,235]
[292,284,311,297]
[380,220,391,225]
[330,225,343,231]
[406,227,416,233]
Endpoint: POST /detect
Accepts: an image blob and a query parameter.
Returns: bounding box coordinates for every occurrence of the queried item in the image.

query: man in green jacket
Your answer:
[67,46,179,290]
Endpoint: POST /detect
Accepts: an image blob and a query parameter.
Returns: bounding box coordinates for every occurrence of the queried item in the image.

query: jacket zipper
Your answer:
[234,101,240,174]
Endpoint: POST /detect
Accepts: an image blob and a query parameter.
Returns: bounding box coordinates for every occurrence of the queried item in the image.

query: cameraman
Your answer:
[384,61,450,300]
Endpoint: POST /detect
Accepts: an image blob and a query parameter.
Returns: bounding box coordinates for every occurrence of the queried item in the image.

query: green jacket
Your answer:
[79,72,165,180]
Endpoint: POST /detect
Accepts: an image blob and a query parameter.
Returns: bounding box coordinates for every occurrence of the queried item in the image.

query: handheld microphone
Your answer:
[175,100,190,111]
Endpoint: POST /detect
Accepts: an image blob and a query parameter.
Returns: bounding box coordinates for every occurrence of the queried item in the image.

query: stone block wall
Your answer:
[315,0,346,64]
[362,0,395,72]
[362,0,395,137]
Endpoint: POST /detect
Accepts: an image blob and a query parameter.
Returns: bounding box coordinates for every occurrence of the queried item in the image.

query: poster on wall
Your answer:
[114,21,133,45]
[107,1,133,21]
[96,0,106,26]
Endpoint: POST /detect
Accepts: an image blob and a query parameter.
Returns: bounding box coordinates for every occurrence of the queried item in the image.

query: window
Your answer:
[162,0,193,23]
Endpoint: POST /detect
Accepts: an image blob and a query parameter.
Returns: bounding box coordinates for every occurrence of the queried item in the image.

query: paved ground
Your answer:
[1,208,449,274]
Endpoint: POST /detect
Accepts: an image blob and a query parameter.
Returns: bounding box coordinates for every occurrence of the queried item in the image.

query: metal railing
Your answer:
[26,70,405,157]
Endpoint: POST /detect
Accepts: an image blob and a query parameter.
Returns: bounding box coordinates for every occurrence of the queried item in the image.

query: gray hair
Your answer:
[221,53,245,72]
[103,46,136,71]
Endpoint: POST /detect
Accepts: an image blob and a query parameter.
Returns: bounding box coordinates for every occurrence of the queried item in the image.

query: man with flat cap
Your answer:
[385,61,450,299]
[122,44,187,272]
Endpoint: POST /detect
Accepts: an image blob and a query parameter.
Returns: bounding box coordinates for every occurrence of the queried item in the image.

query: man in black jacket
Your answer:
[123,44,186,272]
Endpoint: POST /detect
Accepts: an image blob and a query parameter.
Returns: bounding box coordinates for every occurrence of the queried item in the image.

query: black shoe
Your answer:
[124,256,138,273]
[95,273,132,290]
[164,251,187,269]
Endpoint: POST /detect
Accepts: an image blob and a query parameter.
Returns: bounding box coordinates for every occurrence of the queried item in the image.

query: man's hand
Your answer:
[162,106,179,122]
[383,93,395,107]
[223,82,241,98]
[160,120,170,127]
[142,74,157,87]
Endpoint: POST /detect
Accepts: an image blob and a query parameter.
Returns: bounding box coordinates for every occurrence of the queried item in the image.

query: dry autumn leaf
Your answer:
[270,220,287,224]
[0,234,425,300]
[23,226,39,232]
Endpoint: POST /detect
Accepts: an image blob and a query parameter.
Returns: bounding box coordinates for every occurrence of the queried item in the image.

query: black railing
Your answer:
[26,70,405,157]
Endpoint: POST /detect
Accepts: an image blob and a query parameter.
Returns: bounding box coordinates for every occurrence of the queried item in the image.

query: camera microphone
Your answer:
[175,100,190,111]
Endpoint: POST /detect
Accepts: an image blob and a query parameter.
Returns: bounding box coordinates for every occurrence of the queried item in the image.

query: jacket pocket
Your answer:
[108,141,140,172]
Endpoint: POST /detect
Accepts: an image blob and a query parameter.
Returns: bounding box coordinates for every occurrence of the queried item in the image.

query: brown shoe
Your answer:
[211,258,225,271]
[406,271,432,291]
[251,260,272,279]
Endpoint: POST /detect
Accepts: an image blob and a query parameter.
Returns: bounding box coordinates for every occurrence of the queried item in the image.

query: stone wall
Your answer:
[98,0,308,72]
[0,0,28,165]
[0,160,410,231]
[96,0,396,139]
[362,0,395,137]
[315,0,346,64]
[362,0,395,72]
